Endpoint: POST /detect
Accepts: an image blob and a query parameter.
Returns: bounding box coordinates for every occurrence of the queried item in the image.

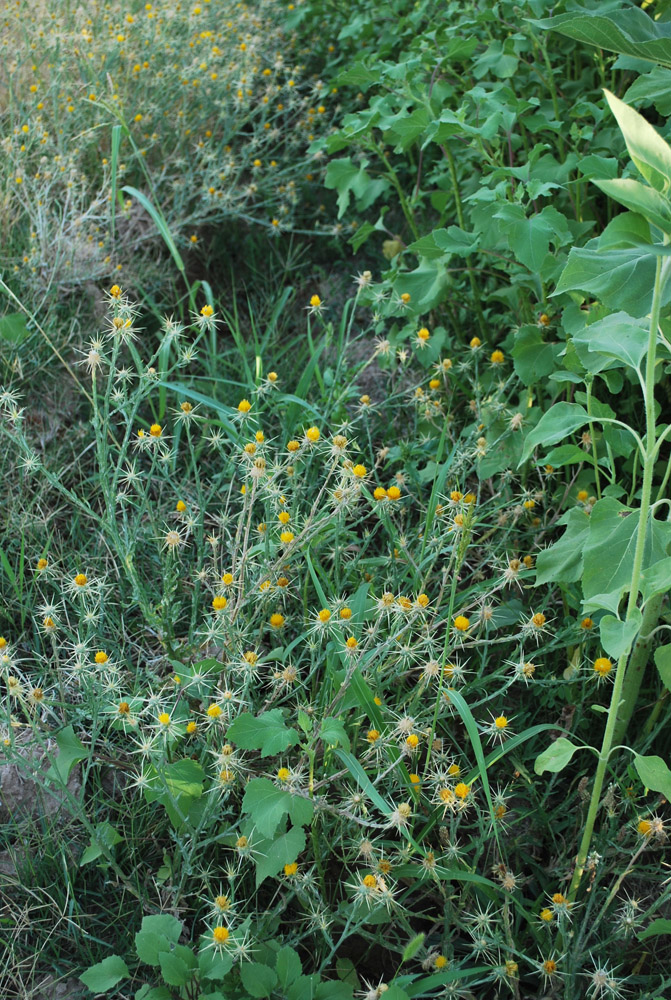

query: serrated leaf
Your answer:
[599,610,643,659]
[519,403,589,465]
[276,946,302,988]
[158,950,193,987]
[534,737,582,776]
[240,963,279,998]
[79,955,129,994]
[634,753,671,799]
[227,710,299,757]
[241,778,313,837]
[535,508,590,586]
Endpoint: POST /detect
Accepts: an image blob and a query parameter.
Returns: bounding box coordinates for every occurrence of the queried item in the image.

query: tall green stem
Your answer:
[569,254,666,899]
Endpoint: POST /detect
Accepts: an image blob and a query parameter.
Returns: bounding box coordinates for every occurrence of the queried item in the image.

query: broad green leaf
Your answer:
[639,919,671,941]
[158,951,192,987]
[80,822,124,866]
[227,710,299,758]
[255,826,306,888]
[624,67,671,117]
[641,557,671,600]
[495,203,570,272]
[276,946,302,988]
[241,963,278,999]
[578,154,619,181]
[134,987,173,1000]
[519,403,589,465]
[241,778,313,838]
[534,737,582,776]
[80,955,130,994]
[654,644,671,692]
[535,510,590,588]
[634,754,671,799]
[603,89,671,193]
[349,221,376,252]
[144,759,204,801]
[406,227,480,260]
[512,326,559,383]
[198,945,233,982]
[45,725,88,784]
[599,610,643,659]
[541,444,589,468]
[0,312,30,345]
[324,158,390,218]
[320,717,351,751]
[592,178,671,233]
[553,245,664,318]
[135,915,183,967]
[582,500,671,614]
[532,9,671,69]
[316,982,355,1000]
[572,311,649,372]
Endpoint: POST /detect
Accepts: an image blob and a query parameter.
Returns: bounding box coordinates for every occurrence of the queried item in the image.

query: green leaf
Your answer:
[0,312,30,345]
[541,444,590,468]
[625,67,671,116]
[572,311,650,372]
[535,508,591,586]
[532,9,671,69]
[324,158,389,219]
[603,89,671,194]
[592,178,671,233]
[511,326,559,383]
[255,826,306,888]
[406,226,480,260]
[241,778,313,838]
[80,822,124,866]
[519,403,589,465]
[45,725,88,784]
[122,186,185,274]
[316,982,355,1000]
[198,946,233,982]
[600,611,643,659]
[654,645,671,692]
[639,919,671,941]
[349,221,376,253]
[80,955,130,994]
[320,717,351,751]
[228,710,299,758]
[135,915,183,966]
[641,558,671,601]
[553,245,664,318]
[401,933,426,963]
[634,754,671,799]
[582,499,671,614]
[276,946,302,988]
[240,963,279,998]
[134,987,173,1000]
[158,951,193,987]
[144,759,204,802]
[494,203,566,272]
[534,737,583,776]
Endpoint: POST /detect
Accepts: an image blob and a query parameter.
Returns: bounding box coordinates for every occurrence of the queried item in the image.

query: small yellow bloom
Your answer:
[94,651,109,664]
[453,615,470,632]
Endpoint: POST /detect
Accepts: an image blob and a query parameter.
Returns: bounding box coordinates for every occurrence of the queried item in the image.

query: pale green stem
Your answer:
[569,253,667,899]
